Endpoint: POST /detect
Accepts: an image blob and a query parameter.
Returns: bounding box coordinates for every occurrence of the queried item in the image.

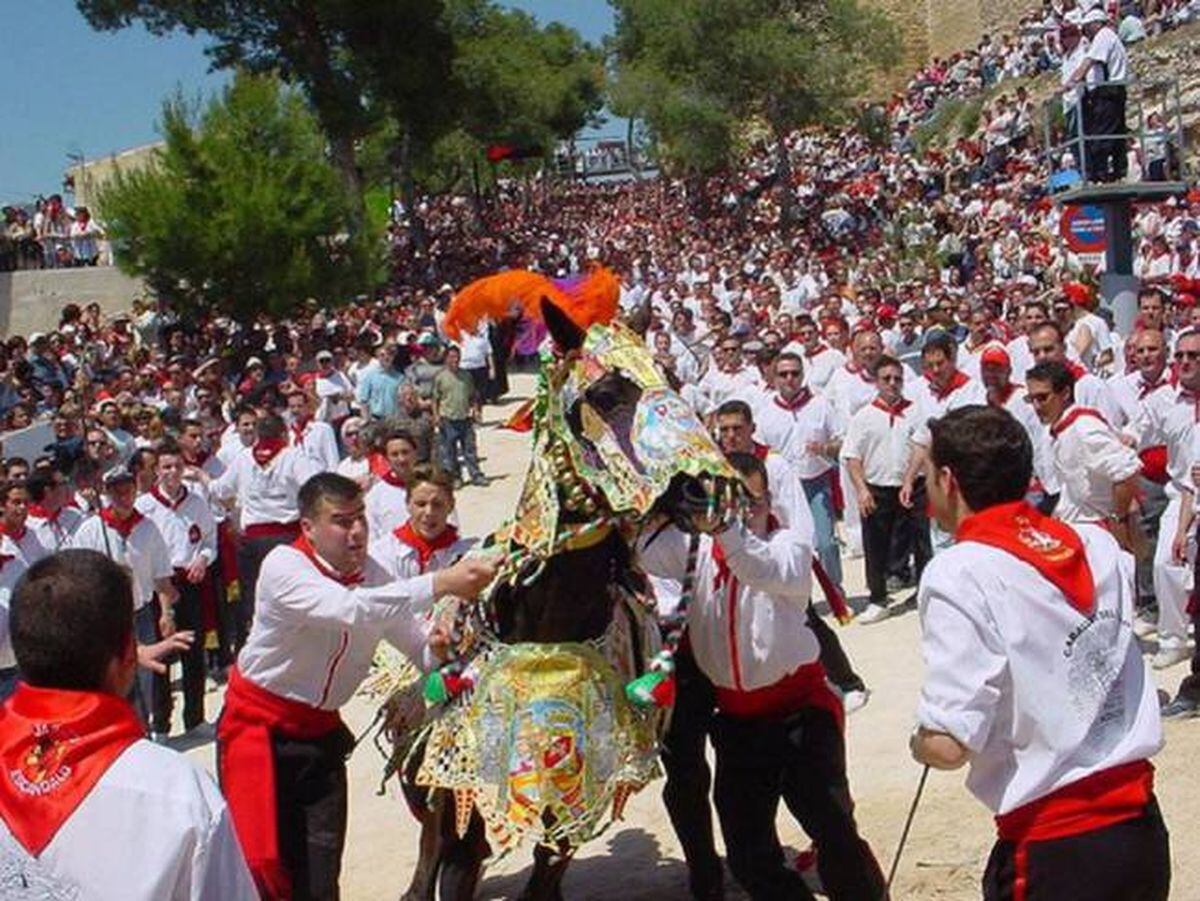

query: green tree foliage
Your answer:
[99,73,379,319]
[610,0,902,217]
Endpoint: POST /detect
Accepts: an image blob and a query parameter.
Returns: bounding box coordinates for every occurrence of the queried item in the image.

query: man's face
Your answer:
[181,425,204,457]
[876,364,904,401]
[717,340,741,372]
[715,413,753,455]
[107,481,137,514]
[797,322,818,348]
[980,361,1010,391]
[237,413,258,446]
[1174,335,1200,391]
[852,332,883,369]
[2,488,28,530]
[303,496,369,574]
[85,430,111,462]
[100,404,119,428]
[823,325,847,349]
[922,349,954,387]
[1132,331,1167,382]
[53,415,74,439]
[1026,377,1067,425]
[386,438,416,479]
[158,453,184,491]
[775,359,805,399]
[1028,329,1064,365]
[1021,305,1048,335]
[407,482,454,540]
[969,310,990,338]
[1138,294,1165,330]
[287,393,310,423]
[445,349,460,371]
[898,317,916,338]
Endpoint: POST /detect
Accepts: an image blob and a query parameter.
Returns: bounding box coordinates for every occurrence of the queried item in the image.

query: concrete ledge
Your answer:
[0,268,144,337]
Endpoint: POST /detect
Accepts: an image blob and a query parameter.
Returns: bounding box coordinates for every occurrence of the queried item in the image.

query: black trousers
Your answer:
[1082,85,1128,182]
[863,484,931,606]
[132,602,172,734]
[660,647,723,898]
[710,707,885,901]
[983,800,1169,901]
[807,604,865,694]
[172,575,208,730]
[235,533,296,650]
[274,725,355,901]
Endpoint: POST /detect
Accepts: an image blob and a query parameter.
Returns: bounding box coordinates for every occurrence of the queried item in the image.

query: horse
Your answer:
[388,287,741,901]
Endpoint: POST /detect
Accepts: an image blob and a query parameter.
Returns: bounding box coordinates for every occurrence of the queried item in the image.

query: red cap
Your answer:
[1062,281,1095,307]
[980,344,1011,368]
[1176,293,1198,309]
[877,305,898,322]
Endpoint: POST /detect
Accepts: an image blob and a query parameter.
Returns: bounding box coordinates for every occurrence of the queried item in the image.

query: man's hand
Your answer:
[899,479,914,509]
[428,624,453,663]
[433,555,498,599]
[1172,528,1190,565]
[184,557,208,584]
[859,488,877,518]
[138,631,194,674]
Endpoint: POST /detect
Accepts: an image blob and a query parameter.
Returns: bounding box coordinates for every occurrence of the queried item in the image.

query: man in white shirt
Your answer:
[216,473,495,900]
[208,414,319,651]
[364,427,418,539]
[1026,361,1142,535]
[136,438,217,734]
[843,355,932,624]
[786,314,845,392]
[1028,321,1122,425]
[455,322,494,405]
[1064,9,1131,183]
[911,405,1167,901]
[24,470,84,555]
[286,388,340,472]
[370,465,473,580]
[313,349,354,430]
[638,453,885,900]
[0,549,257,900]
[0,479,47,567]
[69,467,179,736]
[754,351,846,598]
[978,344,1057,502]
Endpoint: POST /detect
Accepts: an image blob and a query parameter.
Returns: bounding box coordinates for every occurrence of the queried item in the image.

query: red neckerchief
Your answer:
[714,516,781,589]
[0,523,27,542]
[1050,405,1108,440]
[872,396,913,425]
[774,387,813,413]
[751,442,770,461]
[393,522,460,573]
[182,449,210,468]
[805,344,829,359]
[150,484,187,510]
[956,500,1095,614]
[290,419,309,446]
[1066,360,1088,381]
[378,468,407,490]
[990,382,1022,408]
[252,438,287,467]
[847,361,874,384]
[291,534,363,586]
[100,507,143,540]
[1138,371,1168,399]
[927,369,970,402]
[0,684,144,855]
[27,504,59,524]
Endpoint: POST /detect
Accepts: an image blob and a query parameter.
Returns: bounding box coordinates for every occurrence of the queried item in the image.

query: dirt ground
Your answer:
[179,373,1200,900]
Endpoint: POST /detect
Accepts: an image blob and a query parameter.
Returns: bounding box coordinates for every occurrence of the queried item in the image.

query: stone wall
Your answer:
[0,268,143,338]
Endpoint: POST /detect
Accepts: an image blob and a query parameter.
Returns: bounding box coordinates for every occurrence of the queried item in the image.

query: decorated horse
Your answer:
[379,267,744,901]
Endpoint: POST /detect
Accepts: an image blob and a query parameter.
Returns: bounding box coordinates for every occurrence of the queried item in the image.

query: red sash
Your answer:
[216,668,343,900]
[1139,445,1170,485]
[715,661,843,728]
[955,501,1095,614]
[0,685,144,855]
[393,522,459,573]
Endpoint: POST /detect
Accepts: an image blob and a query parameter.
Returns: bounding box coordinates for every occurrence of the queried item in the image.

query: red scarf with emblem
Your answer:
[872,396,912,425]
[928,369,970,401]
[99,508,143,540]
[291,534,363,586]
[0,685,144,855]
[393,522,460,573]
[955,500,1095,614]
[252,438,287,467]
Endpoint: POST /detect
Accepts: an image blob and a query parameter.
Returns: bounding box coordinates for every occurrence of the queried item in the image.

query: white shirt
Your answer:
[1050,407,1142,522]
[1086,25,1129,83]
[0,527,50,569]
[696,366,757,416]
[825,363,878,423]
[456,326,492,371]
[0,557,28,669]
[136,486,218,569]
[237,545,437,710]
[1129,385,1199,495]
[1112,371,1174,438]
[26,507,84,555]
[370,530,476,580]
[314,370,354,423]
[1074,371,1124,428]
[798,344,845,393]
[638,522,817,692]
[69,515,173,610]
[290,419,340,473]
[364,479,408,542]
[910,373,988,447]
[759,450,816,541]
[754,391,842,480]
[841,398,922,487]
[0,739,257,900]
[210,446,317,530]
[917,524,1161,814]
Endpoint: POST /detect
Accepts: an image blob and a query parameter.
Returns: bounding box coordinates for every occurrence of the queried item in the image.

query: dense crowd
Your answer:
[1,193,108,271]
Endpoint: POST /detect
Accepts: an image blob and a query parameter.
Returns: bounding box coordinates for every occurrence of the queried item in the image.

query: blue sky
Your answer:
[0,0,615,206]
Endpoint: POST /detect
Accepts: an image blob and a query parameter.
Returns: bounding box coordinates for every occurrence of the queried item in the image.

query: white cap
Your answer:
[1082,9,1109,24]
[245,356,264,369]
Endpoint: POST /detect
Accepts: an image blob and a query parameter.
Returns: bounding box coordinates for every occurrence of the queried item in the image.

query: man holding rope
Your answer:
[910,405,1169,900]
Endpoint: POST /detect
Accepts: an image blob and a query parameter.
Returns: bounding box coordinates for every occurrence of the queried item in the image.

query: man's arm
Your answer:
[910,728,971,770]
[900,442,928,508]
[845,457,877,517]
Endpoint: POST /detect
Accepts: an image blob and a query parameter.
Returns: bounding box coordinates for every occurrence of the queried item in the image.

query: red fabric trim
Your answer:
[751,442,770,461]
[1066,360,1088,381]
[0,685,144,855]
[955,501,1095,614]
[773,388,813,413]
[871,397,913,425]
[1139,445,1170,485]
[393,522,460,574]
[378,468,407,490]
[99,508,143,540]
[290,534,363,586]
[1049,405,1108,439]
[27,505,58,524]
[217,668,343,900]
[317,632,351,709]
[927,369,970,401]
[996,760,1153,844]
[242,521,301,540]
[150,484,187,510]
[715,662,844,727]
[252,438,287,467]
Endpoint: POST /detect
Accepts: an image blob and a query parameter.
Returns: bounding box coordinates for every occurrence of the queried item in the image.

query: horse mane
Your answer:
[442,267,619,340]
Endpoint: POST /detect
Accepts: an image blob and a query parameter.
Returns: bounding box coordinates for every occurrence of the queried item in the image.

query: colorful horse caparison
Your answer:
[383,268,743,901]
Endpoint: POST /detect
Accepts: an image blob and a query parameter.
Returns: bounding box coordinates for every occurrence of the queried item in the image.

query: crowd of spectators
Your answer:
[1,193,107,272]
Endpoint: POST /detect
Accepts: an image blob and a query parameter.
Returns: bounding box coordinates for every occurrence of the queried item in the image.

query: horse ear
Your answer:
[541,297,585,353]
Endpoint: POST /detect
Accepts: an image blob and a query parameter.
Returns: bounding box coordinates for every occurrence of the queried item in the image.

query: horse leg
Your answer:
[399,787,447,901]
[436,810,490,901]
[517,842,573,901]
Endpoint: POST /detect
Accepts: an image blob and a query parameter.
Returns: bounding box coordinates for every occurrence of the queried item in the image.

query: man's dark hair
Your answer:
[298,472,363,520]
[26,471,55,504]
[0,478,26,503]
[1029,321,1065,344]
[928,406,1032,511]
[129,447,157,475]
[921,330,957,359]
[382,427,417,449]
[776,351,803,369]
[726,451,768,488]
[715,400,754,424]
[11,550,134,690]
[1026,360,1076,394]
[257,413,287,441]
[873,354,904,377]
[1137,287,1165,306]
[156,436,183,459]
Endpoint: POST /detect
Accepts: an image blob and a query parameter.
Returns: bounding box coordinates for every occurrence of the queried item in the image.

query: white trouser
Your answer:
[1153,492,1195,645]
[839,460,863,556]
